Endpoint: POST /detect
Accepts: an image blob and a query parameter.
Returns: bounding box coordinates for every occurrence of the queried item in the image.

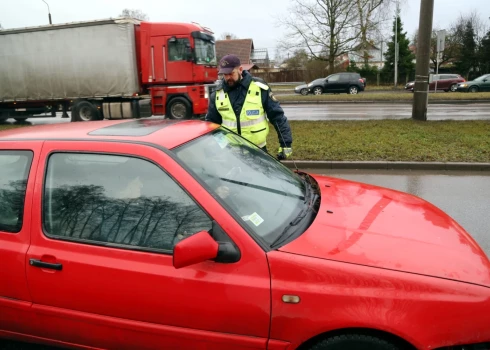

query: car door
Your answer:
[481,74,490,91]
[0,142,41,338]
[438,74,451,90]
[26,141,271,350]
[324,74,342,93]
[341,74,354,92]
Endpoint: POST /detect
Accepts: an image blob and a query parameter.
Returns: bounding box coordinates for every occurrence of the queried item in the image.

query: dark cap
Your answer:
[218,54,241,74]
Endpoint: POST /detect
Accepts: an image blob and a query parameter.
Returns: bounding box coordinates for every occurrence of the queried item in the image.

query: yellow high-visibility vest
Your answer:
[216,81,269,148]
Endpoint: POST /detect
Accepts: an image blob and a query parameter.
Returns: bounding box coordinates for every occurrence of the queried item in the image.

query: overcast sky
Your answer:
[1,0,489,59]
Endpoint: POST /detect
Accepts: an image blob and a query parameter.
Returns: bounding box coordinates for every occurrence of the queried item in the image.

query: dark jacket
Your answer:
[205,71,292,147]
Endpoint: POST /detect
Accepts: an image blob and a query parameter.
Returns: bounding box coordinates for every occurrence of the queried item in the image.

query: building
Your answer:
[216,36,270,71]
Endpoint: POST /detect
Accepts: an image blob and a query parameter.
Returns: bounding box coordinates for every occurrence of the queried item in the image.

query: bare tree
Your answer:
[355,0,403,67]
[119,9,149,21]
[219,32,238,40]
[278,0,360,74]
[412,27,460,68]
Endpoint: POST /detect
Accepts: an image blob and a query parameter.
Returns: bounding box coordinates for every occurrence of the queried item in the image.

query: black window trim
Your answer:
[0,150,34,234]
[41,150,216,255]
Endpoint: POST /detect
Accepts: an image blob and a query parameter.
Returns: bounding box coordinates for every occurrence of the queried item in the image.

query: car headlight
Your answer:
[460,83,468,87]
[307,83,312,87]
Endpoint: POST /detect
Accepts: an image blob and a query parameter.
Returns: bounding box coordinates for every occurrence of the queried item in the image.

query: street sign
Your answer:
[436,30,446,52]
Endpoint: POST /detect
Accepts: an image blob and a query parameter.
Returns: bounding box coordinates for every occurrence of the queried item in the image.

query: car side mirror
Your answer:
[173,231,218,269]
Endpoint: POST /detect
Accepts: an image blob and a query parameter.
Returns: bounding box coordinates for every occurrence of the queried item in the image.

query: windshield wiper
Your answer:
[270,179,316,249]
[219,177,305,200]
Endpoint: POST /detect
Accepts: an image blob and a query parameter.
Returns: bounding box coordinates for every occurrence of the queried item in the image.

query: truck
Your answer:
[0,18,218,122]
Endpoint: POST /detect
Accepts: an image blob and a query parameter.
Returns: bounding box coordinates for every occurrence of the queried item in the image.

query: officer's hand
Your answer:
[277,147,293,160]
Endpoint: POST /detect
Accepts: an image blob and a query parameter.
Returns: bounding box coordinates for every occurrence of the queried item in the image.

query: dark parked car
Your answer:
[295,73,366,95]
[457,74,490,92]
[405,74,465,92]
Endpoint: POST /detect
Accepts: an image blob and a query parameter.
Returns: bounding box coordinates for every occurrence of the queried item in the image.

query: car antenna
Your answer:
[275,121,298,172]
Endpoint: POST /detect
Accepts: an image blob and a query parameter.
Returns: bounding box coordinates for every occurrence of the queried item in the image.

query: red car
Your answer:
[1,119,489,350]
[405,74,465,92]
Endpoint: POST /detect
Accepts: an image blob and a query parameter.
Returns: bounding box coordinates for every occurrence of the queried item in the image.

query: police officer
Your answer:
[206,54,293,160]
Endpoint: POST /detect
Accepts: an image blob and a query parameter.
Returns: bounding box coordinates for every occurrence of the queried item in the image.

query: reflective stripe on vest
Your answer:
[215,81,269,147]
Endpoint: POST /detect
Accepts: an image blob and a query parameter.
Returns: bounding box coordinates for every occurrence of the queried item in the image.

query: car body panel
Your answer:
[281,175,490,287]
[1,120,489,349]
[23,140,271,349]
[267,250,490,350]
[0,141,42,336]
[457,74,490,92]
[405,74,465,92]
[296,73,365,95]
[0,119,219,150]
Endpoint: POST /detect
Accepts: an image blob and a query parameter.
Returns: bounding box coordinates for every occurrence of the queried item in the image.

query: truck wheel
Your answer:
[72,101,101,122]
[310,334,400,350]
[166,97,192,120]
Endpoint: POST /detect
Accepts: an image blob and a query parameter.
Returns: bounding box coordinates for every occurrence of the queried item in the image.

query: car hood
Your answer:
[460,80,481,85]
[280,174,490,287]
[309,79,324,85]
[295,84,307,89]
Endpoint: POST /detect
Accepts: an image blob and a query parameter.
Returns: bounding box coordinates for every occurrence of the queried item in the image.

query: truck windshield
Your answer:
[195,39,217,65]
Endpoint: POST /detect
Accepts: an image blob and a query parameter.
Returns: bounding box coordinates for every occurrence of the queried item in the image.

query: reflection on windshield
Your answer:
[195,39,217,65]
[173,128,306,245]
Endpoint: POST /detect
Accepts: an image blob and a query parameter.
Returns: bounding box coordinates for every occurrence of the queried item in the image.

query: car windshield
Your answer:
[194,38,217,65]
[474,75,489,81]
[173,128,316,247]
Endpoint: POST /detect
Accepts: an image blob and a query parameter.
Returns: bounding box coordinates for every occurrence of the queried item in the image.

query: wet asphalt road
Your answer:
[282,103,490,120]
[2,101,490,126]
[304,168,490,257]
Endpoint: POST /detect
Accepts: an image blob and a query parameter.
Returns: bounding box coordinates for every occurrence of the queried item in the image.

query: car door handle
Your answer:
[29,259,63,271]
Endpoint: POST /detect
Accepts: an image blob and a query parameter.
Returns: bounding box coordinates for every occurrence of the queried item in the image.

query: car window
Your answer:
[328,74,340,82]
[43,153,212,252]
[0,151,33,233]
[338,74,350,81]
[474,75,489,81]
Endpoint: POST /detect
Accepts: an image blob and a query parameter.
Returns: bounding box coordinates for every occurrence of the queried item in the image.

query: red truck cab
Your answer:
[138,22,218,119]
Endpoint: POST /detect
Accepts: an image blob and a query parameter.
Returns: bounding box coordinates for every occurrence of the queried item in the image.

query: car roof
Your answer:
[0,119,219,149]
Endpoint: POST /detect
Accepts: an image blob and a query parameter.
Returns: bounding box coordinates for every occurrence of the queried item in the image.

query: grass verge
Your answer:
[0,124,30,132]
[266,120,490,162]
[276,91,490,102]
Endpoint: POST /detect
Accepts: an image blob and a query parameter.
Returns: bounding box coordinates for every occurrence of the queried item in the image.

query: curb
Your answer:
[278,100,490,105]
[281,160,490,171]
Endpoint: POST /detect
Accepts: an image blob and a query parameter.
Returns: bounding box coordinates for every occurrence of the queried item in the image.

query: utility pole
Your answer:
[42,0,52,25]
[394,1,399,88]
[412,0,435,121]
